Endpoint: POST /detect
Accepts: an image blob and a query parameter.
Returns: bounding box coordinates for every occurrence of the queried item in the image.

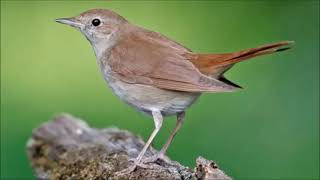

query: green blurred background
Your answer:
[1,1,319,179]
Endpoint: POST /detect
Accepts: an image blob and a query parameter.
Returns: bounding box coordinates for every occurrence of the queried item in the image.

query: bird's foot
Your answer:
[129,158,151,168]
[114,164,137,176]
[114,158,153,176]
[141,153,171,164]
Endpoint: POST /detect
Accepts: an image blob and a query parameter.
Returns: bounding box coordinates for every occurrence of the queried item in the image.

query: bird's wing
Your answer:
[108,27,238,92]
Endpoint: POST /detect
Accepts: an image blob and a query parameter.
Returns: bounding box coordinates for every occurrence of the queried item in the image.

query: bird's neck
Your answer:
[91,34,116,60]
[90,33,118,77]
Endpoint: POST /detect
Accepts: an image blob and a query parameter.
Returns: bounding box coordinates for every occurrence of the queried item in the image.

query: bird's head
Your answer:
[56,9,127,50]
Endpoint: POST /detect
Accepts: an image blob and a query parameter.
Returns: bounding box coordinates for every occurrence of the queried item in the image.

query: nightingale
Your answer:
[56,9,293,169]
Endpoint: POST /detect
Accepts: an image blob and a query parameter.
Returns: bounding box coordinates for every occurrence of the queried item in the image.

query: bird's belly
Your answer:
[103,72,200,116]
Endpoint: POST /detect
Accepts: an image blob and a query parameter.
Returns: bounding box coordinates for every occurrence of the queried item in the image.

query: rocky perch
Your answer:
[26,114,231,180]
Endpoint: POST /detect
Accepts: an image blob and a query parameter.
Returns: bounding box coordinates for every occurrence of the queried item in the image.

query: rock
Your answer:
[26,113,232,180]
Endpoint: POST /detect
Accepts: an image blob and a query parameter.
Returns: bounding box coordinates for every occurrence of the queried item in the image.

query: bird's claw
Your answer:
[114,164,137,176]
[141,153,170,164]
[114,158,153,176]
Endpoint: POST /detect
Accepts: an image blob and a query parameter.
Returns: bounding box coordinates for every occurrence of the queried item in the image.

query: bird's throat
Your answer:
[91,33,116,60]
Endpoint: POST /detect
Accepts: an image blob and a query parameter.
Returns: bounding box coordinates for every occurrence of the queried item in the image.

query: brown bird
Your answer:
[56,9,293,170]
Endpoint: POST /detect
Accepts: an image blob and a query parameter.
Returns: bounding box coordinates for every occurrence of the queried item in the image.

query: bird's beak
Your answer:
[55,17,83,28]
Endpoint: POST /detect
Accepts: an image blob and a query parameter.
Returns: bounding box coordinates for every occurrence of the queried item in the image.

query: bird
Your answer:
[56,9,293,170]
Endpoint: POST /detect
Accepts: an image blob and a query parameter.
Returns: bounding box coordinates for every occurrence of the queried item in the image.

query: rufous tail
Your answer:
[188,41,294,88]
[188,41,294,76]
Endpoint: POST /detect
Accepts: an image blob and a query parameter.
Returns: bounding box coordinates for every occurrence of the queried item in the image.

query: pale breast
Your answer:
[101,68,201,116]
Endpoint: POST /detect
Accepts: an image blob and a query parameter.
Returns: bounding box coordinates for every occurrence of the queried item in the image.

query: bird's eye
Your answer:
[92,18,101,26]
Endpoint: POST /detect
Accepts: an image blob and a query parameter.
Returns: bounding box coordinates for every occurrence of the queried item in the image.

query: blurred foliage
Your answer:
[1,1,319,179]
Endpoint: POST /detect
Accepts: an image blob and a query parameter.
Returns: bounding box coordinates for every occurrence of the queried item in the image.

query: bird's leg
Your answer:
[115,110,163,175]
[143,111,185,163]
[135,110,163,164]
[159,111,185,156]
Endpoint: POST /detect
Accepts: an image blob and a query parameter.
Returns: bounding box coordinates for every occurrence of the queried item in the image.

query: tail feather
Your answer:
[187,41,294,89]
[214,41,294,67]
[188,41,294,75]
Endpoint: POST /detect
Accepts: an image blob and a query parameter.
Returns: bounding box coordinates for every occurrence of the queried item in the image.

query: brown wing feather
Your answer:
[109,26,238,92]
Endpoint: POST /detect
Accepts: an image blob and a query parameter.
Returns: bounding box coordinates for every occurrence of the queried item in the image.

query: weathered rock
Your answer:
[27,113,231,180]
